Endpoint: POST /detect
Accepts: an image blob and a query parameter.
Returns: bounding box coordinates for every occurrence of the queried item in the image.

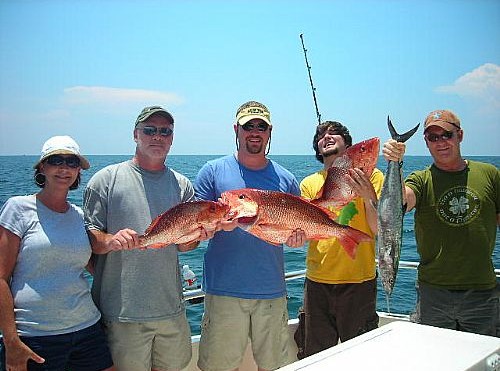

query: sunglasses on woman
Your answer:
[141,125,173,137]
[425,130,457,143]
[241,122,270,132]
[45,155,81,168]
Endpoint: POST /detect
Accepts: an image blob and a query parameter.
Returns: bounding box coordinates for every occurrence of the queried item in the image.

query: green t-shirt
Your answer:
[406,160,499,290]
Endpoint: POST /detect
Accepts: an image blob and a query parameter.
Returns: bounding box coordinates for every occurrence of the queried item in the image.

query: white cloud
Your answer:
[435,63,500,111]
[63,86,184,106]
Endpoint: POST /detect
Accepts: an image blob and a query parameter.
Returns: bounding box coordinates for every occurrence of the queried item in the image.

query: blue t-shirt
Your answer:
[194,155,300,299]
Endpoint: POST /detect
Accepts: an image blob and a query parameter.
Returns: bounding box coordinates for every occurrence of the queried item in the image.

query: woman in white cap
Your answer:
[0,136,115,370]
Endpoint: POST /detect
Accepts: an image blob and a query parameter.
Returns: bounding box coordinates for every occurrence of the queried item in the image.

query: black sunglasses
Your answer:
[425,130,457,143]
[141,125,173,137]
[241,122,270,132]
[45,155,81,168]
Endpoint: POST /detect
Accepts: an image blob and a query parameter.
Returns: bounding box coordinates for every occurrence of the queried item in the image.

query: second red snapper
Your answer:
[221,188,372,258]
[139,201,230,248]
[311,137,380,209]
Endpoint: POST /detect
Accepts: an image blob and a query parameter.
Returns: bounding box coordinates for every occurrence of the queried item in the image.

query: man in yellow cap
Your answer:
[382,109,499,336]
[194,101,305,371]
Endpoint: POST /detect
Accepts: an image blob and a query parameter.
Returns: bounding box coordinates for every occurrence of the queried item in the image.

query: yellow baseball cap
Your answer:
[235,101,271,126]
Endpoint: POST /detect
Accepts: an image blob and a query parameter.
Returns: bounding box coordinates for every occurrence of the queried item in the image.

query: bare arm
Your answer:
[0,226,45,369]
[404,185,417,212]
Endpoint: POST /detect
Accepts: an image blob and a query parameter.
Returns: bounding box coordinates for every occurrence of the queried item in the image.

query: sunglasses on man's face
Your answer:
[241,122,270,132]
[45,155,81,168]
[425,130,457,143]
[141,125,173,137]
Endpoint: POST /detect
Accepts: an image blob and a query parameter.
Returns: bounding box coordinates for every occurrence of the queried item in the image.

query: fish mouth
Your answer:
[220,193,259,221]
[235,215,258,225]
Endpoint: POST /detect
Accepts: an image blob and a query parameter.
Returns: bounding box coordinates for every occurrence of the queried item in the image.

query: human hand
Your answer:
[382,139,405,162]
[5,338,45,371]
[286,229,306,248]
[107,228,139,251]
[347,168,377,202]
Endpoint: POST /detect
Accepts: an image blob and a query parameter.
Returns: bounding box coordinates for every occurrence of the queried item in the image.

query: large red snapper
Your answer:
[311,137,380,209]
[139,201,230,248]
[221,188,372,259]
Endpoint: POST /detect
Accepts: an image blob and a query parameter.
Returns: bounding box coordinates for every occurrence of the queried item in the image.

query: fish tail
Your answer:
[387,116,420,143]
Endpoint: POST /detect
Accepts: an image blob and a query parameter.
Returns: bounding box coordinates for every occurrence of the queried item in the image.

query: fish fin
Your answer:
[311,198,343,210]
[173,228,205,245]
[146,243,168,249]
[247,225,282,246]
[315,185,324,200]
[387,116,420,143]
[262,239,281,247]
[322,207,338,220]
[336,227,372,259]
[144,212,165,235]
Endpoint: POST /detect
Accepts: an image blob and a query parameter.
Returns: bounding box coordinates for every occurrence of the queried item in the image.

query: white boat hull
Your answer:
[183,311,410,371]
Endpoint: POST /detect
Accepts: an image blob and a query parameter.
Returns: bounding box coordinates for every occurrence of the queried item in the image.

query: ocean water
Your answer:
[1,154,499,335]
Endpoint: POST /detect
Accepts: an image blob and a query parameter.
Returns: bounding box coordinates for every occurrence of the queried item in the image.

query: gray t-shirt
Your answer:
[83,160,194,322]
[0,195,100,336]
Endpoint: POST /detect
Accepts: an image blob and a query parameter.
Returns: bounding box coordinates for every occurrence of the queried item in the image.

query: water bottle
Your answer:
[182,264,197,288]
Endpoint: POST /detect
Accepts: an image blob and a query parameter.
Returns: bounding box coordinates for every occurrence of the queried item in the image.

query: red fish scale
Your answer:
[139,201,229,248]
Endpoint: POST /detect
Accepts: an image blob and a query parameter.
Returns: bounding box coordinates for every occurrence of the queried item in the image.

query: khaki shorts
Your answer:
[197,294,295,371]
[104,314,192,371]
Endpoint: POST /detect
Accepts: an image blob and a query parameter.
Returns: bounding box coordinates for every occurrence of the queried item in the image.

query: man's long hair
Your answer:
[312,121,352,163]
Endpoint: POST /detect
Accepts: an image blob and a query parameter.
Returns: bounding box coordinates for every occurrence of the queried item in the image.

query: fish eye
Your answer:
[238,194,246,199]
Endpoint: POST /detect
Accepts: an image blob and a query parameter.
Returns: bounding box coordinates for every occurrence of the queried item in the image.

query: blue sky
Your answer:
[1,0,499,156]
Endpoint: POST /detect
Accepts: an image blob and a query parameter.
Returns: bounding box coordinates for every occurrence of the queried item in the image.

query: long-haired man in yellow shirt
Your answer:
[295,121,384,358]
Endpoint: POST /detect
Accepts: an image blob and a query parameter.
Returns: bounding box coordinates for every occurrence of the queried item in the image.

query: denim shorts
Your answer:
[0,321,113,371]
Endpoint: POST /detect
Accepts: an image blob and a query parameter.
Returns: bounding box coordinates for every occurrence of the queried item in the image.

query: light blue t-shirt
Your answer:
[194,155,300,299]
[0,195,100,336]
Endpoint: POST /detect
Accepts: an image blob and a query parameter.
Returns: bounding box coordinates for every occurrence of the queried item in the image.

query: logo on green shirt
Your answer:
[437,186,480,226]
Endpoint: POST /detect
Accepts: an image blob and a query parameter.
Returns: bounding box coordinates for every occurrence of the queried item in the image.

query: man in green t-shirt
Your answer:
[383,109,500,336]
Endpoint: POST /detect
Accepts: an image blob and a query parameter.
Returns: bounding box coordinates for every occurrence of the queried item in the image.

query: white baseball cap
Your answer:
[33,135,90,169]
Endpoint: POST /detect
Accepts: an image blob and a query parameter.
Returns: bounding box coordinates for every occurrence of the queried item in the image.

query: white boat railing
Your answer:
[183,260,500,301]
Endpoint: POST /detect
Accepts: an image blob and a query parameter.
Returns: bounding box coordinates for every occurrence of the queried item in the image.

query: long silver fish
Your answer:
[377,117,419,299]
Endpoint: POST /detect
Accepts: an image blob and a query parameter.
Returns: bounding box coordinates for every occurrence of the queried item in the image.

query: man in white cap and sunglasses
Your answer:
[194,101,306,371]
[382,109,500,336]
[83,106,206,371]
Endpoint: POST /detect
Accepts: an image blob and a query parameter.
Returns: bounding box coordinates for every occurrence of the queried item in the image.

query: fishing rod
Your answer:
[300,33,322,126]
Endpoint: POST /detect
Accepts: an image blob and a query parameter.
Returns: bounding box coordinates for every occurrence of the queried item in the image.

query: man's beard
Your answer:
[321,147,339,158]
[245,140,264,154]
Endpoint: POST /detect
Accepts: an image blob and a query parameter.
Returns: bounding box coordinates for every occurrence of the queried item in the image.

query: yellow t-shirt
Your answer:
[300,168,384,284]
